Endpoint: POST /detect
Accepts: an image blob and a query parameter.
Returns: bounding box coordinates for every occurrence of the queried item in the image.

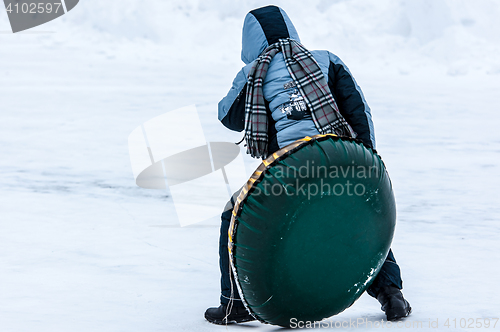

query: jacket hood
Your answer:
[241,5,300,65]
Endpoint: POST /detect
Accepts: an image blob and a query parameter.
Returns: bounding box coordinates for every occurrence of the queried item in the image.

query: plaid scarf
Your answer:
[244,38,355,159]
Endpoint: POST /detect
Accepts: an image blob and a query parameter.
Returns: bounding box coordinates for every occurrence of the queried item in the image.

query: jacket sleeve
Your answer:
[327,52,376,149]
[218,67,249,132]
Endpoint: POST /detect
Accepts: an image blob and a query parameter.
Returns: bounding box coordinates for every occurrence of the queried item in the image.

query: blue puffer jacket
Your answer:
[218,5,376,155]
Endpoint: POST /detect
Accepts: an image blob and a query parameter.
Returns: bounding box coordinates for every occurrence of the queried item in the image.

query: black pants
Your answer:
[218,208,403,306]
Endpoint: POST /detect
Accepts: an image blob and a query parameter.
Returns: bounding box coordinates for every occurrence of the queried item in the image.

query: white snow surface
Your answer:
[1,1,499,331]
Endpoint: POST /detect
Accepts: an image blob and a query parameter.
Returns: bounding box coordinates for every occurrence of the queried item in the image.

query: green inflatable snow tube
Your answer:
[228,134,396,327]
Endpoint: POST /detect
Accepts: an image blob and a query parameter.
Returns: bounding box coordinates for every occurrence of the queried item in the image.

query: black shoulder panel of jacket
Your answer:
[221,84,246,132]
[327,62,373,149]
[250,6,289,45]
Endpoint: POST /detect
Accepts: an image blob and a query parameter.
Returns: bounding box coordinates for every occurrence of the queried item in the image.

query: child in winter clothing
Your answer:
[205,5,411,325]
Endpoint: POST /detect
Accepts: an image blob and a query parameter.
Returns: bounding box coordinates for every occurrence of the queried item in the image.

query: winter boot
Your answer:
[204,304,255,325]
[377,286,412,321]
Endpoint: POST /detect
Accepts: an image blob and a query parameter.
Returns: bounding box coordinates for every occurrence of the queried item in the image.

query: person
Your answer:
[205,5,411,325]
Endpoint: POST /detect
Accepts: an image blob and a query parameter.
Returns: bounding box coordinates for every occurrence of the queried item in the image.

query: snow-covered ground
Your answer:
[1,1,499,331]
